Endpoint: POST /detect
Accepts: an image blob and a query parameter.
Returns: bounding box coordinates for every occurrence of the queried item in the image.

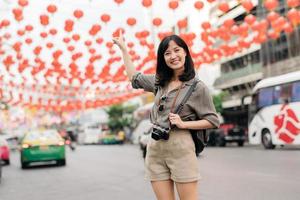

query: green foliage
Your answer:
[105,104,137,134]
[213,92,228,113]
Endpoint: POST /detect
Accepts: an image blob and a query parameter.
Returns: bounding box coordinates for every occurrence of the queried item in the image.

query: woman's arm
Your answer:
[169,113,216,130]
[112,30,136,80]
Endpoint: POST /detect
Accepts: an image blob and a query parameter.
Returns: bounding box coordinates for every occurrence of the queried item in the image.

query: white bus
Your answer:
[248,71,300,149]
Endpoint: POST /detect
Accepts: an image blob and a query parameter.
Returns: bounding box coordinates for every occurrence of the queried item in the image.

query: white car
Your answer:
[77,123,102,145]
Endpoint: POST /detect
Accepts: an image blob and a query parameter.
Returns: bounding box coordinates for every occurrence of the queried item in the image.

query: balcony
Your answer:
[214,63,263,89]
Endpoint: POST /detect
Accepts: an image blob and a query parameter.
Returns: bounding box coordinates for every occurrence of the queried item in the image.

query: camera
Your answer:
[151,125,170,141]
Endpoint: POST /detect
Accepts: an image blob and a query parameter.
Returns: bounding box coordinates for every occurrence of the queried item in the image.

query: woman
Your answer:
[113,32,219,200]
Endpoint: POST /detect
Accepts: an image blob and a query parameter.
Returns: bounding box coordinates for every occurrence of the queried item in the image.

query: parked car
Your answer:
[77,123,102,145]
[0,136,10,165]
[207,123,246,147]
[20,129,66,169]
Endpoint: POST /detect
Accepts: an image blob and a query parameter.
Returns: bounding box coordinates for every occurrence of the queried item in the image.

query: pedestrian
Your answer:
[113,31,219,200]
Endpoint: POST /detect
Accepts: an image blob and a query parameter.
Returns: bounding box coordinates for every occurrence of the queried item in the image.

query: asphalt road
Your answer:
[1,144,300,200]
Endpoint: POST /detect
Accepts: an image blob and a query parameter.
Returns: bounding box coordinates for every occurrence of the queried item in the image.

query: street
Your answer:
[1,144,300,200]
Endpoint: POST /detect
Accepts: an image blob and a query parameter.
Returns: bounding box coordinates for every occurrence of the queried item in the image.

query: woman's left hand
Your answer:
[169,113,186,129]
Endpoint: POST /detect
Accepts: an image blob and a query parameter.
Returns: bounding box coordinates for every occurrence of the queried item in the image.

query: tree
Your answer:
[213,91,228,113]
[105,103,137,134]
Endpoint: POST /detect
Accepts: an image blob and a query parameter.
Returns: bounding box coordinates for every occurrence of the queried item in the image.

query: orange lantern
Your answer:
[241,0,254,12]
[72,34,80,41]
[218,2,230,13]
[18,0,28,7]
[40,32,48,38]
[73,9,84,19]
[245,14,256,25]
[152,17,162,27]
[101,14,111,23]
[177,18,187,29]
[194,1,204,10]
[127,18,136,27]
[49,28,57,35]
[114,0,124,5]
[287,8,300,25]
[40,15,49,26]
[287,0,300,8]
[64,19,74,32]
[47,4,57,14]
[169,1,179,10]
[264,0,278,11]
[201,21,211,30]
[25,24,33,31]
[142,0,152,8]
[1,19,10,27]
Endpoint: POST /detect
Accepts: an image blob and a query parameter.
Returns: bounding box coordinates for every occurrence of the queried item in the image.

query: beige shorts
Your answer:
[145,129,200,183]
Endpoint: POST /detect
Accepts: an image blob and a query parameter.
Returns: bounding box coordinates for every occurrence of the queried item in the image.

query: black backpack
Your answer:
[155,79,208,156]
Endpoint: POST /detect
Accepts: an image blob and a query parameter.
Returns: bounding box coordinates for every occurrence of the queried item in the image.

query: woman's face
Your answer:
[163,40,186,71]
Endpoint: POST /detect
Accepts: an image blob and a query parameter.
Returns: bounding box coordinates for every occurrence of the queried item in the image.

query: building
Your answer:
[211,0,300,127]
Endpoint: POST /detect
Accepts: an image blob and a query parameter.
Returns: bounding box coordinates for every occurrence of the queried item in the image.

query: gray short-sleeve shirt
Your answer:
[131,72,220,129]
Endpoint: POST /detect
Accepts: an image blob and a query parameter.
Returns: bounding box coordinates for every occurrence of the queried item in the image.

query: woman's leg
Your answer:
[151,180,175,200]
[175,181,198,200]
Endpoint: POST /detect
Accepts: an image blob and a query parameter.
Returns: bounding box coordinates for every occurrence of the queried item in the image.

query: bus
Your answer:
[248,71,300,149]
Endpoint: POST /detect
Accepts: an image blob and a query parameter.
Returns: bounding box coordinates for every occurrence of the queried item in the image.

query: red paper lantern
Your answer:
[152,18,162,27]
[264,0,279,11]
[127,42,134,48]
[287,0,300,8]
[267,11,279,22]
[1,19,10,27]
[67,45,75,52]
[169,1,179,10]
[287,8,300,25]
[223,18,235,28]
[201,21,211,30]
[40,32,48,38]
[218,2,230,13]
[245,14,256,25]
[114,0,124,5]
[17,29,25,36]
[142,0,152,8]
[25,38,32,44]
[194,1,204,10]
[73,10,84,19]
[40,15,49,26]
[283,23,294,34]
[18,0,28,7]
[85,40,92,47]
[89,24,101,36]
[241,0,254,12]
[64,19,74,32]
[49,28,57,35]
[13,8,23,22]
[177,19,187,29]
[127,18,136,26]
[47,4,57,14]
[101,14,111,23]
[25,24,33,31]
[63,37,71,43]
[72,34,80,41]
[96,38,103,44]
[46,42,53,49]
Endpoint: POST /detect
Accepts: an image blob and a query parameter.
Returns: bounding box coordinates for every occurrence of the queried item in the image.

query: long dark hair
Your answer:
[156,35,195,87]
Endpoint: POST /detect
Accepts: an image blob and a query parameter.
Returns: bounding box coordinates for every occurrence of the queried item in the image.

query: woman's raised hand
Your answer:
[113,30,126,51]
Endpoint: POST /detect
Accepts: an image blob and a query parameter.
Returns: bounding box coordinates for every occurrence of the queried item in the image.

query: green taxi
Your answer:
[20,129,66,169]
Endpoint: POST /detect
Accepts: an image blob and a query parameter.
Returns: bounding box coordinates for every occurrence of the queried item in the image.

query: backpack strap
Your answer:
[173,79,198,114]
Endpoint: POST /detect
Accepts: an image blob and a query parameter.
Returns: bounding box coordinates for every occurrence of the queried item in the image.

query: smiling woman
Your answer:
[114,32,219,200]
